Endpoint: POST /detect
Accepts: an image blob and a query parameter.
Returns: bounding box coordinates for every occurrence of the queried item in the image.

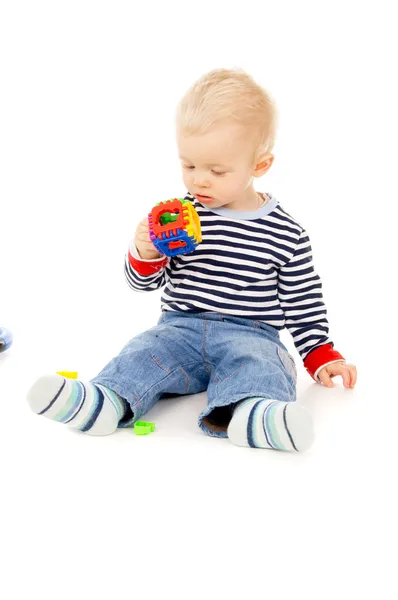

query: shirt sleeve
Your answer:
[124,240,169,293]
[277,229,345,381]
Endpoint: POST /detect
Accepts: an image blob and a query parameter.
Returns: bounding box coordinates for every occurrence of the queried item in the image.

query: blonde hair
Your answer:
[176,67,278,163]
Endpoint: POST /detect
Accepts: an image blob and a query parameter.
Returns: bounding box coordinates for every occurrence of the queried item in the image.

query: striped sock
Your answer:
[227,397,315,452]
[27,375,127,436]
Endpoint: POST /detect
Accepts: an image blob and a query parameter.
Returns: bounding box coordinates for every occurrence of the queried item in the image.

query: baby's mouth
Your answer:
[196,193,215,203]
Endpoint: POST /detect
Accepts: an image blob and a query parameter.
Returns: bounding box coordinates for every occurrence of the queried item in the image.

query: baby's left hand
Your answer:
[317,362,357,388]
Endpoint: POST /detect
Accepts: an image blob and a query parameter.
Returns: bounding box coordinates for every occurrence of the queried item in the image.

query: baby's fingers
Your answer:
[136,239,155,253]
[346,364,357,388]
[136,230,151,242]
[341,367,352,388]
[336,364,356,388]
[318,370,334,388]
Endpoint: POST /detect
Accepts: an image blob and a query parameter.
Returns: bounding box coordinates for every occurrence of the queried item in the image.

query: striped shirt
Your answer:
[126,192,340,369]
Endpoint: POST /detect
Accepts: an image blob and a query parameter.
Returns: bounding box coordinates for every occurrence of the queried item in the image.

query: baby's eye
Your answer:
[183,165,226,176]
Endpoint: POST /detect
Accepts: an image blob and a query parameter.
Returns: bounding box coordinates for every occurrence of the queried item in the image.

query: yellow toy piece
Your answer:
[184,201,202,245]
[56,371,78,379]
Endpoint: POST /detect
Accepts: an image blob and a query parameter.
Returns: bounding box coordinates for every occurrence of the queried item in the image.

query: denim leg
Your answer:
[197,317,297,437]
[91,317,209,425]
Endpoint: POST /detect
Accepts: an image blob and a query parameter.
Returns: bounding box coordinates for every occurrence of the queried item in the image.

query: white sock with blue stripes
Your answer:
[227,397,315,452]
[27,375,128,436]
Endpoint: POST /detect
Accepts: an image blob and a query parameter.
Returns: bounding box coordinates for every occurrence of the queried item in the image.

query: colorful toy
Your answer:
[56,371,78,379]
[0,327,13,353]
[134,421,156,435]
[148,198,202,257]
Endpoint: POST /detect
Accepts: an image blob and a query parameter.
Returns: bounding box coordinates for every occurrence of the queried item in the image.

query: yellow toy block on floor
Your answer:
[56,371,78,379]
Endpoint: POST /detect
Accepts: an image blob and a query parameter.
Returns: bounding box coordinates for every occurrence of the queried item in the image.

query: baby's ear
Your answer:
[253,153,274,177]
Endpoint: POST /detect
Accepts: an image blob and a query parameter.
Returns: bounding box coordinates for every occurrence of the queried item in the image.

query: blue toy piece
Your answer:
[0,327,13,353]
[152,227,197,257]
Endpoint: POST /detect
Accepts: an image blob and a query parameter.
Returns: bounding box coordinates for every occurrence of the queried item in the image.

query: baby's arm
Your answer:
[277,228,345,382]
[124,217,169,292]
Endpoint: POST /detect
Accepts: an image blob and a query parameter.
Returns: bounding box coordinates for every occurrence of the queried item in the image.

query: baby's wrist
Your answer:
[138,249,163,260]
[134,243,163,261]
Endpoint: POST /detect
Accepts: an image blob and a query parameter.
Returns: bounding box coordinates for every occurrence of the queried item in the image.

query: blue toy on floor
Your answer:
[0,327,13,353]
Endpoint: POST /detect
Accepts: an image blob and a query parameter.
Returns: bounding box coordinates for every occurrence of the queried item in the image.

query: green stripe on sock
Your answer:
[265,402,288,451]
[54,380,80,423]
[98,385,125,421]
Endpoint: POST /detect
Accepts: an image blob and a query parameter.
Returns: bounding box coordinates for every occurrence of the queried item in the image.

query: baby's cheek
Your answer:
[182,172,191,189]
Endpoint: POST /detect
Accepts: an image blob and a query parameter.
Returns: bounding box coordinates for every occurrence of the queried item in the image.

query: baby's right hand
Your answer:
[134,217,163,260]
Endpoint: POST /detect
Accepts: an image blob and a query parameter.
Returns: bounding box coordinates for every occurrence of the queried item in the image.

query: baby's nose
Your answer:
[194,175,209,187]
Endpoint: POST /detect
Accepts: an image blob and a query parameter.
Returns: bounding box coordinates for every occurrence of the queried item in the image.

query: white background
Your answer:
[1,1,397,598]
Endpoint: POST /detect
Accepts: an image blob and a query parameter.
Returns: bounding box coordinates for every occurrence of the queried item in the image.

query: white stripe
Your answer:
[177,251,279,271]
[291,328,329,343]
[163,285,281,309]
[68,383,96,429]
[169,277,278,298]
[252,401,274,448]
[172,268,275,288]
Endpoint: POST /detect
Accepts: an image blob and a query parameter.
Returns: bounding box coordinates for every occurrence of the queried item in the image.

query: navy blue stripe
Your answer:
[199,235,296,257]
[262,401,277,449]
[167,283,279,304]
[175,257,277,277]
[80,385,105,432]
[283,404,298,451]
[162,289,281,313]
[292,334,331,351]
[191,246,289,265]
[172,265,277,287]
[278,301,326,312]
[162,302,286,326]
[281,265,317,277]
[173,261,264,285]
[293,332,329,348]
[202,226,298,246]
[64,382,87,424]
[198,211,301,237]
[279,292,324,304]
[172,273,278,294]
[247,401,262,448]
[285,257,316,271]
[277,206,306,229]
[285,309,326,324]
[290,324,329,339]
[278,275,320,288]
[279,286,323,299]
[39,379,66,415]
[125,263,166,291]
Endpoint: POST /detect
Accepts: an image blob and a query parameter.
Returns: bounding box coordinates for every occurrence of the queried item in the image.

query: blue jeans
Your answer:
[91,311,297,437]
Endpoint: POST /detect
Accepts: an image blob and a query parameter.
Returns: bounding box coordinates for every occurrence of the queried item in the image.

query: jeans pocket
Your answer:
[276,345,297,380]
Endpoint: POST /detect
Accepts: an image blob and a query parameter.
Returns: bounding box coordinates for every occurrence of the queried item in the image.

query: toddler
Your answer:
[27,68,357,451]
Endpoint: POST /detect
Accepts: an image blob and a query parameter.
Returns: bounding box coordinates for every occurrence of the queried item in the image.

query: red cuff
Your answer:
[303,344,345,381]
[128,251,168,276]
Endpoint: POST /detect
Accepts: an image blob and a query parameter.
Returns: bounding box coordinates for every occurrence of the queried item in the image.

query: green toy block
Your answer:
[156,198,190,226]
[134,421,156,435]
[160,212,179,225]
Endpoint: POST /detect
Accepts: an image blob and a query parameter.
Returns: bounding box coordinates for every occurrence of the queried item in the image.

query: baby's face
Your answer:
[177,122,260,210]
